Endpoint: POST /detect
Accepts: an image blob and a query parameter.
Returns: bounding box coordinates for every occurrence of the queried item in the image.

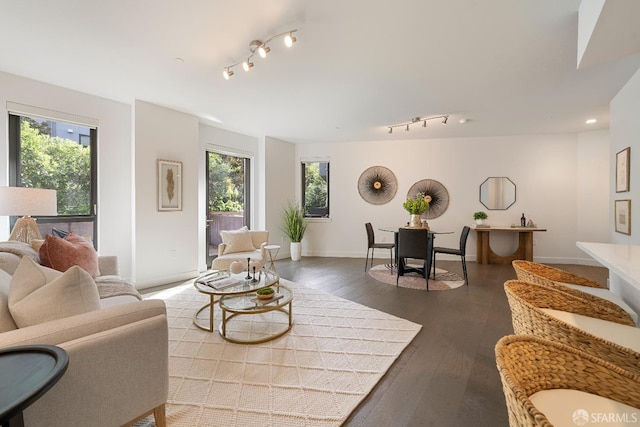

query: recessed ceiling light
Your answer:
[585,118,597,124]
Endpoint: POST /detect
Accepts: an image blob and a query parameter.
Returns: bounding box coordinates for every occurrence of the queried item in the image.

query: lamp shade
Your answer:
[0,187,57,216]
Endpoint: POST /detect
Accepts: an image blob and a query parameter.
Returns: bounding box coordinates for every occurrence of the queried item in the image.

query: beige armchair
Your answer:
[211,228,269,271]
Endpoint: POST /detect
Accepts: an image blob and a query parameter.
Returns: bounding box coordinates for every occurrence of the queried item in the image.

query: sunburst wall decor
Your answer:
[358,166,398,205]
[407,179,450,219]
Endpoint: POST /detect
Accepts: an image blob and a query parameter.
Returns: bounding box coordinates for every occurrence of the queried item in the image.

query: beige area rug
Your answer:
[138,278,422,426]
[368,264,466,291]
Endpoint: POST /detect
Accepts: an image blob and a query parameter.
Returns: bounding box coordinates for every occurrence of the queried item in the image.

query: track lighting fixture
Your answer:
[222,29,298,80]
[386,115,450,134]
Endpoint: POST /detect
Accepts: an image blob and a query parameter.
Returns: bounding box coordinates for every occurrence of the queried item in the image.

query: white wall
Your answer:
[0,71,134,276]
[133,101,199,288]
[265,137,297,258]
[611,67,640,245]
[295,132,610,264]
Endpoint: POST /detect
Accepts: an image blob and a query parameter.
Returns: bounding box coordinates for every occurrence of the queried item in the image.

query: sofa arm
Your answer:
[0,299,169,427]
[98,255,119,276]
[0,299,166,348]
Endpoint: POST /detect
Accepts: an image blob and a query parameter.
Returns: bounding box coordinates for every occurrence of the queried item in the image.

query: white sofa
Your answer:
[211,228,269,271]
[0,243,168,427]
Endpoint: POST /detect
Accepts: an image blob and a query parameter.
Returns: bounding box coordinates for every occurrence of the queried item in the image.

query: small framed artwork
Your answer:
[615,199,631,235]
[158,159,182,211]
[616,147,630,193]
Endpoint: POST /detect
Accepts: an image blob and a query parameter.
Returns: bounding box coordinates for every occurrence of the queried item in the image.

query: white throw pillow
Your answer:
[220,226,256,254]
[0,269,17,332]
[8,256,100,328]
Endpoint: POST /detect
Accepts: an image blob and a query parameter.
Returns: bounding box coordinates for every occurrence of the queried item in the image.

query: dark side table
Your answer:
[0,345,68,427]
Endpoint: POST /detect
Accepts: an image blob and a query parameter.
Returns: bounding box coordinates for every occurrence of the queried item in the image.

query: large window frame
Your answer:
[301,159,330,218]
[8,111,98,247]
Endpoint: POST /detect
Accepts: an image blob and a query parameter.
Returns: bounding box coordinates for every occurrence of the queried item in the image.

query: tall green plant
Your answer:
[281,202,307,243]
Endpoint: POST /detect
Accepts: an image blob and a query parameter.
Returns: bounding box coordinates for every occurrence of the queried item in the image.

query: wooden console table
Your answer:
[473,226,547,265]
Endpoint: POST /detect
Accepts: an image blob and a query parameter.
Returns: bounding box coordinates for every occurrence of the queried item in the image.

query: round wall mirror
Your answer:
[479,177,516,210]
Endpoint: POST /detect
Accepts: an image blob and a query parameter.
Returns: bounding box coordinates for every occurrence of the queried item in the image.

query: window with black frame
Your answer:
[302,160,329,218]
[8,110,98,246]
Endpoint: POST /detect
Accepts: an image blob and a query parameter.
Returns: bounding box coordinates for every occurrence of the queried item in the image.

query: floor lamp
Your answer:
[0,187,57,244]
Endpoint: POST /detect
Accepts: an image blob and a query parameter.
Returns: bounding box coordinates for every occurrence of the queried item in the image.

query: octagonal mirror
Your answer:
[479,177,516,210]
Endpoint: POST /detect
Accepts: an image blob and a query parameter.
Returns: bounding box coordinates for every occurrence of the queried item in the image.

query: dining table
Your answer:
[379,226,454,271]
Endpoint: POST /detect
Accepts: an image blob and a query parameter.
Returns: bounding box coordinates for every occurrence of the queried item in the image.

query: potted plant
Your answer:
[473,211,488,225]
[403,193,431,227]
[281,201,307,261]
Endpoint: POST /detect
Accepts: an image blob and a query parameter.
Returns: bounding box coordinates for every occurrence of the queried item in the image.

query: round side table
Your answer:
[263,244,280,274]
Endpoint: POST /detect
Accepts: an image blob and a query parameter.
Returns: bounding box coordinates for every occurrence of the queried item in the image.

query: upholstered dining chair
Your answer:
[364,222,394,272]
[396,228,433,289]
[495,334,640,427]
[432,226,470,285]
[503,280,640,375]
[512,259,638,324]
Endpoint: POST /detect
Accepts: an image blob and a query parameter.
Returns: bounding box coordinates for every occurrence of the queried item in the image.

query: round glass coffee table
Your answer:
[193,269,279,333]
[218,284,293,344]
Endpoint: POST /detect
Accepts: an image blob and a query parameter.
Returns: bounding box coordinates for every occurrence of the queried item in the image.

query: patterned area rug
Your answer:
[136,278,421,426]
[368,264,466,290]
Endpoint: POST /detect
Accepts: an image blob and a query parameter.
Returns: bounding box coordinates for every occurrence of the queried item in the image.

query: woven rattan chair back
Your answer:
[495,334,640,427]
[503,280,640,375]
[512,260,603,288]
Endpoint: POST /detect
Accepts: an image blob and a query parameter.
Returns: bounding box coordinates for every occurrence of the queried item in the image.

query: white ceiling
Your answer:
[2,0,640,144]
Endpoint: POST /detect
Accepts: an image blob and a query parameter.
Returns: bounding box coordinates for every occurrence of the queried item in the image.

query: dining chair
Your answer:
[495,334,640,427]
[364,222,394,272]
[396,228,433,290]
[432,226,470,285]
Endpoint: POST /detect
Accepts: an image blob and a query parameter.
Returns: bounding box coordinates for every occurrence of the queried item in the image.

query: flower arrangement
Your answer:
[403,192,431,215]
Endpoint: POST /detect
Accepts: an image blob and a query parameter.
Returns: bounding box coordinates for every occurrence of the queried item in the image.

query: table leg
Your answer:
[193,294,216,332]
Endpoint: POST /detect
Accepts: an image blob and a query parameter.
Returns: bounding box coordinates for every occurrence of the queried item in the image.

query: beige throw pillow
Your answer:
[8,256,100,328]
[0,269,18,332]
[220,226,256,254]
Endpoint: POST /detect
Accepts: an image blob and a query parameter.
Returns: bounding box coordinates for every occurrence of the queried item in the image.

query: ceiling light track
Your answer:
[387,115,449,134]
[223,29,297,80]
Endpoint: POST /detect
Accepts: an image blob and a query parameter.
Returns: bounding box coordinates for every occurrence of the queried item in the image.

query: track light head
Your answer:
[284,32,297,47]
[258,45,270,58]
[223,68,234,80]
[242,60,254,72]
[388,127,393,134]
[441,116,448,124]
[405,124,410,131]
[422,120,427,127]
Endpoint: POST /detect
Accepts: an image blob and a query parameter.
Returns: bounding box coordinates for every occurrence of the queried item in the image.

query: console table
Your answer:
[473,226,547,265]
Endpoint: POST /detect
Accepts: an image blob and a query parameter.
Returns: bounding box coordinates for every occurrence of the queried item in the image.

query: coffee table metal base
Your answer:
[192,294,216,332]
[219,303,293,344]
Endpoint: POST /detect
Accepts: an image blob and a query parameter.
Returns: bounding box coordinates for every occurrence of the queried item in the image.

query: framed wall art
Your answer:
[614,199,631,235]
[616,147,630,193]
[158,159,182,211]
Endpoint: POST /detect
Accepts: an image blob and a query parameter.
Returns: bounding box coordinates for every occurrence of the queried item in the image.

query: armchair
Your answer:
[211,228,269,271]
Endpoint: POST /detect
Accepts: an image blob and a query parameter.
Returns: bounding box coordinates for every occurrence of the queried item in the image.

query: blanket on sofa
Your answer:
[0,241,40,262]
[95,277,142,300]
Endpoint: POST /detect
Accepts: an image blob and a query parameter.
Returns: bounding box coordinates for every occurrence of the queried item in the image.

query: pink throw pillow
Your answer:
[39,232,100,278]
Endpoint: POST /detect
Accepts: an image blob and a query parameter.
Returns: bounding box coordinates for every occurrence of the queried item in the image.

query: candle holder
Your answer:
[246,258,252,280]
[251,266,258,283]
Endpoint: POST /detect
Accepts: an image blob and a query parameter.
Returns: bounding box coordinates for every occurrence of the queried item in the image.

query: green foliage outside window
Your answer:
[20,120,91,215]
[304,162,328,212]
[207,152,245,212]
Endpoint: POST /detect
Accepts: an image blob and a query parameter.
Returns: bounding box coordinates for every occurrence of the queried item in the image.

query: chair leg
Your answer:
[432,252,437,279]
[365,248,371,271]
[389,248,394,274]
[462,256,468,285]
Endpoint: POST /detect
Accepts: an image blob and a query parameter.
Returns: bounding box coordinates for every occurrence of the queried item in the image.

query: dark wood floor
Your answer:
[273,256,608,427]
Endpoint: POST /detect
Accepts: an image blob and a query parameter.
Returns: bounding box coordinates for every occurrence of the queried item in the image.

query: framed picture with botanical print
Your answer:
[158,159,182,211]
[616,147,630,193]
[615,199,631,235]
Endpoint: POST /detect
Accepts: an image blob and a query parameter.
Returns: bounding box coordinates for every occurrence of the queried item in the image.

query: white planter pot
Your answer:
[290,242,302,261]
[475,219,485,225]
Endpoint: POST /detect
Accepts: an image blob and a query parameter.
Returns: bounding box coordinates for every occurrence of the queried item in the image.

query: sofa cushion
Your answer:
[8,256,100,328]
[39,232,100,278]
[0,269,17,332]
[220,226,256,254]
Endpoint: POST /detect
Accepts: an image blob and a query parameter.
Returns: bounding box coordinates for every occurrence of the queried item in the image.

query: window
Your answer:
[8,111,98,245]
[302,160,329,218]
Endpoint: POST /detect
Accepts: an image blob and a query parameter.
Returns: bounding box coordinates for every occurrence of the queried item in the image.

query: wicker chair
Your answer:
[495,335,640,427]
[512,260,638,324]
[503,280,640,375]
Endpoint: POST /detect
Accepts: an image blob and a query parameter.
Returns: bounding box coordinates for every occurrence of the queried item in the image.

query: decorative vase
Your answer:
[290,241,302,261]
[409,214,422,228]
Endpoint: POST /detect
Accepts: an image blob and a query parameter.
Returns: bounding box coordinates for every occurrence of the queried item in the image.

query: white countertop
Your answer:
[576,242,640,290]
